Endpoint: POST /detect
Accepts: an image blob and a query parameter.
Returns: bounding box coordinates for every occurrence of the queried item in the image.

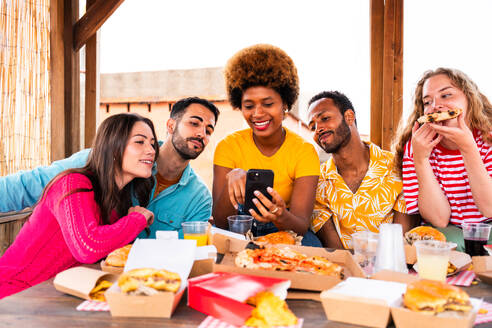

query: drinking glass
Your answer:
[227,215,254,235]
[374,223,408,274]
[182,221,208,246]
[462,223,491,256]
[414,240,456,281]
[351,231,379,277]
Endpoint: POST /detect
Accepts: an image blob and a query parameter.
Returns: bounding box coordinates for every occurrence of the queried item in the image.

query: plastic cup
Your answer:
[414,240,456,281]
[181,221,208,246]
[351,231,379,277]
[227,215,254,235]
[374,223,408,274]
[462,223,491,256]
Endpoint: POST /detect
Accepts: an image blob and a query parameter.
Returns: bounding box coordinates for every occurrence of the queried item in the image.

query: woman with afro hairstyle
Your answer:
[393,68,492,251]
[212,44,321,246]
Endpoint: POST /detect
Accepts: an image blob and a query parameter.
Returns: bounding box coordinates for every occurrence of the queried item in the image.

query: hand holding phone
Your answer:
[244,169,274,214]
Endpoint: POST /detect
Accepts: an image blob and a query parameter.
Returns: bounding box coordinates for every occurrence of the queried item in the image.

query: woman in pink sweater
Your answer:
[0,113,157,298]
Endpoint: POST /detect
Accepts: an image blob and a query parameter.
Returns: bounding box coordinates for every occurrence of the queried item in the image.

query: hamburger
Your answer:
[405,226,446,245]
[118,268,181,295]
[403,280,472,314]
[105,244,132,267]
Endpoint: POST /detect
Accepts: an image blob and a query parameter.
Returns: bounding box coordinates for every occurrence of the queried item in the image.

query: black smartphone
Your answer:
[244,169,274,214]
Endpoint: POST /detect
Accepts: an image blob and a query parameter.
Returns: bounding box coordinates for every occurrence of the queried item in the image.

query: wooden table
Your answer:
[1,271,491,328]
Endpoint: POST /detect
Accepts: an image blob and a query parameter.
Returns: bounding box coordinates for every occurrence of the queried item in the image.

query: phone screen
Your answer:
[244,169,274,214]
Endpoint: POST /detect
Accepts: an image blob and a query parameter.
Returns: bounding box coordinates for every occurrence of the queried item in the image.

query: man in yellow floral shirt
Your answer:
[307,91,417,249]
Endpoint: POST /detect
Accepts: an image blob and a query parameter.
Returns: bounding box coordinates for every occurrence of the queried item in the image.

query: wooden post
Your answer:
[370,0,384,148]
[84,0,100,148]
[370,0,404,150]
[50,0,80,160]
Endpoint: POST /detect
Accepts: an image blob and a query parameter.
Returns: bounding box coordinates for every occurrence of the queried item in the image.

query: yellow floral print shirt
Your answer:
[311,141,407,249]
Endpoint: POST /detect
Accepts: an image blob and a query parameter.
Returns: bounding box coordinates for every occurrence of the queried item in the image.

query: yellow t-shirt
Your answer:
[213,128,320,207]
[310,141,407,249]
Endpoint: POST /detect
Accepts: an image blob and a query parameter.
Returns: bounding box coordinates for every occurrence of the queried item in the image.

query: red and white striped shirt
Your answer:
[402,130,492,225]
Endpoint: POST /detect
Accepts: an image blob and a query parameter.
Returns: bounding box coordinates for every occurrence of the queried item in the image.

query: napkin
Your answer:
[475,301,492,325]
[76,300,110,311]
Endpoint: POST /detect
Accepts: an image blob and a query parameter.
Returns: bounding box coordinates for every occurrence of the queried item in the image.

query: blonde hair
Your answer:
[393,67,492,176]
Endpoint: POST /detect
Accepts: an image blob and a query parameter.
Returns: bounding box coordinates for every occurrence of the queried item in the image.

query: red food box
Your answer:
[188,272,291,327]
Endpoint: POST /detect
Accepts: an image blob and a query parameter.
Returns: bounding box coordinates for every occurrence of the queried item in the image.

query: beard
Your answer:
[319,120,351,154]
[171,128,204,160]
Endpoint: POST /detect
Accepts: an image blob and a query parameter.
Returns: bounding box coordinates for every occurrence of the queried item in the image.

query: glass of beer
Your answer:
[182,222,208,246]
[414,240,456,281]
[462,223,491,256]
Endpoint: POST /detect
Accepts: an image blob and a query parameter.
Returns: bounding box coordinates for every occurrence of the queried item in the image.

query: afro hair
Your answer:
[224,44,299,111]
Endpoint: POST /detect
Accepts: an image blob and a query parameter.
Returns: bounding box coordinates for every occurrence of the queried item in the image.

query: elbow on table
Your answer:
[72,249,104,264]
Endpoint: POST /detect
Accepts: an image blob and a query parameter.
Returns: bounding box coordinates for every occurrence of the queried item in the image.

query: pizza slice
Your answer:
[417,108,462,124]
[297,256,344,278]
[235,247,300,271]
[235,245,343,277]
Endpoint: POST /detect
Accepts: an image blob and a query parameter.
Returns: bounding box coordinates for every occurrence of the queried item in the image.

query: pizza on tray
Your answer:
[235,245,344,278]
[417,108,462,124]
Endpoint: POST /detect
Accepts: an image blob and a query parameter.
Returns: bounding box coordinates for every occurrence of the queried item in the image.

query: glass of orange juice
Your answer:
[182,222,208,246]
[414,240,456,281]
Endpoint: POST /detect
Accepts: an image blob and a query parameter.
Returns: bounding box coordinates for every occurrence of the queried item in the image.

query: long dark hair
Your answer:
[42,113,159,224]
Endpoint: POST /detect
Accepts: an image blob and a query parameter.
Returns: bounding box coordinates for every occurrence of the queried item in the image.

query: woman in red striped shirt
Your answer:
[393,68,492,251]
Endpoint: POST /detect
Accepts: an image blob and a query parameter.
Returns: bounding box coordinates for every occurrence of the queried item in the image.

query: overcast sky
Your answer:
[99,0,492,135]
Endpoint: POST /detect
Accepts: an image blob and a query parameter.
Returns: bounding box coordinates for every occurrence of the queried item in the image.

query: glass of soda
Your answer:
[462,223,491,256]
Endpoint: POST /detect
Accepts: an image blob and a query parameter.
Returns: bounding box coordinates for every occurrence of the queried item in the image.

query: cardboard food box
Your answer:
[321,270,479,328]
[472,255,492,285]
[212,233,365,291]
[105,283,185,318]
[53,266,117,301]
[188,271,291,327]
[105,238,196,318]
[374,271,478,328]
[390,302,477,328]
[321,276,407,328]
[100,242,217,278]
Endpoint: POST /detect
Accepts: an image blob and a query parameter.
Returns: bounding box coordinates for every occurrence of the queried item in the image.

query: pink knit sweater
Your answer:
[0,173,147,299]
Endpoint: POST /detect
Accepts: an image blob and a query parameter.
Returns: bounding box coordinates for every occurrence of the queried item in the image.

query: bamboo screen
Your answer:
[0,0,51,176]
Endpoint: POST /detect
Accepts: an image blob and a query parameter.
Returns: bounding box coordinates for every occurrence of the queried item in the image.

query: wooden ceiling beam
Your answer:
[73,0,125,52]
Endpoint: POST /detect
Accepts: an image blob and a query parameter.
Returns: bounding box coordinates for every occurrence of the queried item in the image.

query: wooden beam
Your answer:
[370,0,404,150]
[84,0,100,148]
[392,0,404,138]
[50,0,80,160]
[67,0,80,154]
[73,0,125,52]
[381,0,396,151]
[50,0,65,160]
[370,0,384,148]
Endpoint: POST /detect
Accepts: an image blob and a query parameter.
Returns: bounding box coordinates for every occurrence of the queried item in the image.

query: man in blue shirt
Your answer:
[0,97,219,238]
